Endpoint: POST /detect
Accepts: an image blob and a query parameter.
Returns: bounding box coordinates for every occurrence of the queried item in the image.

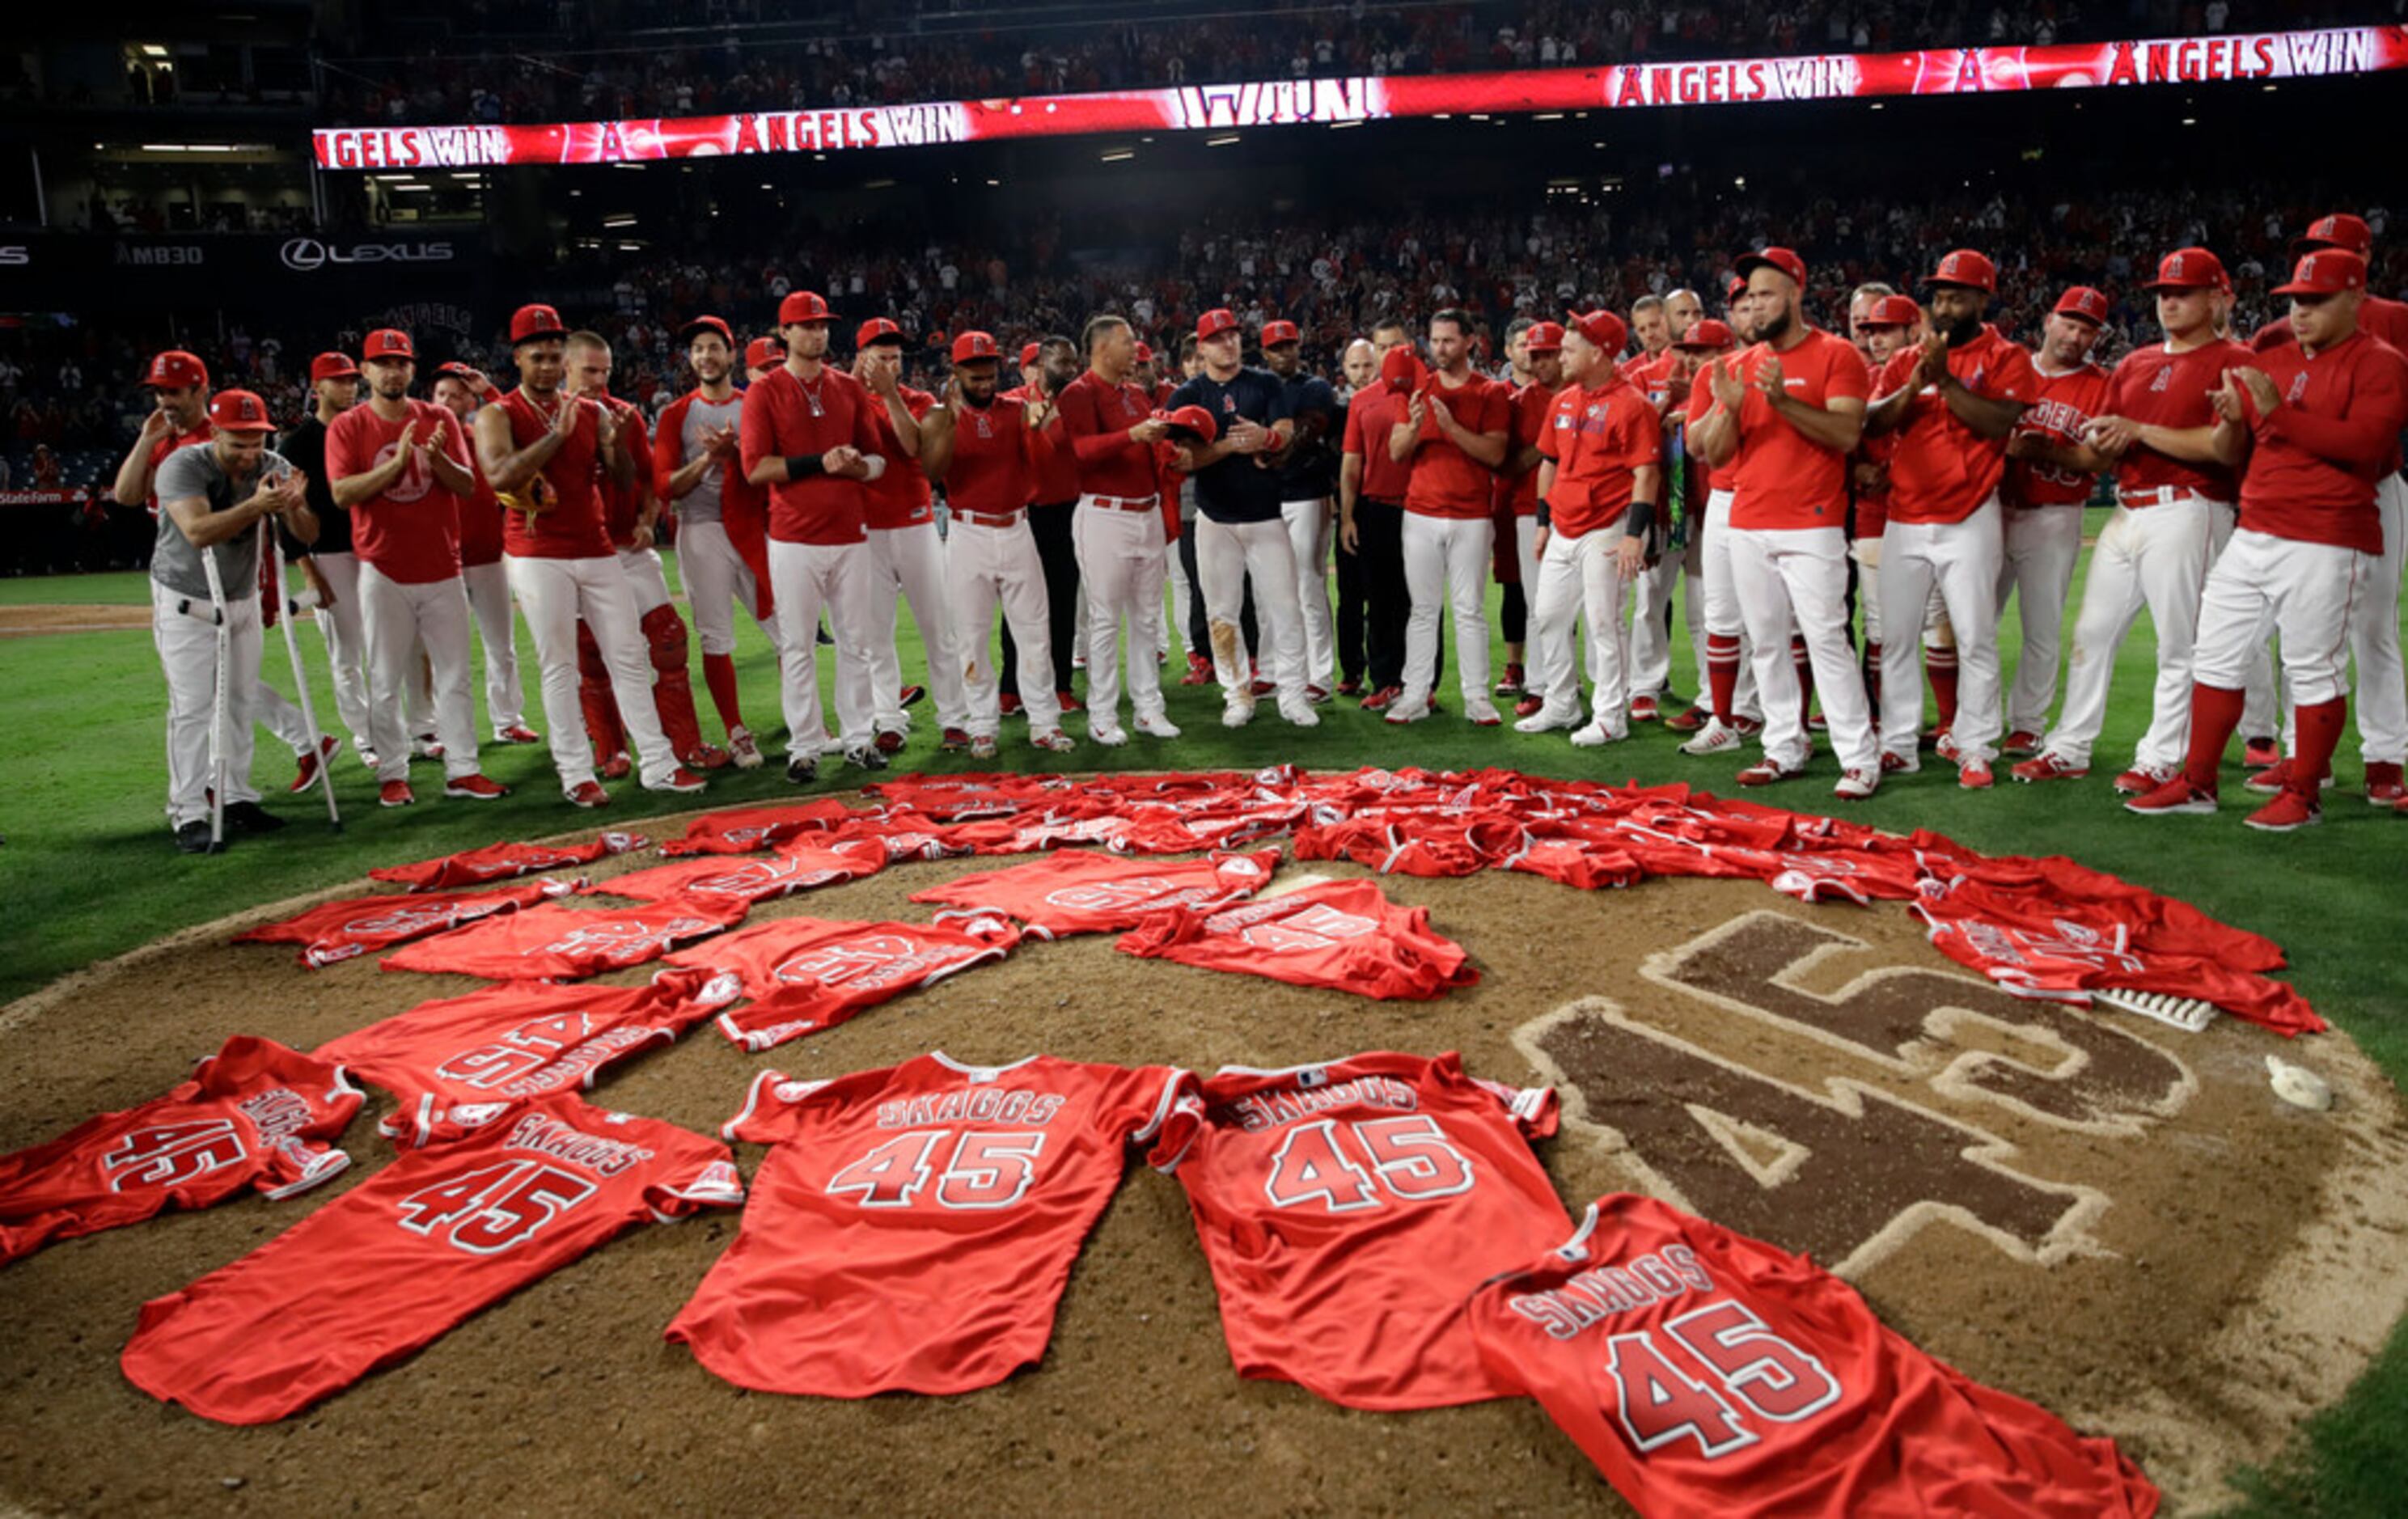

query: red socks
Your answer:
[1927,646,1959,730]
[1707,634,1741,723]
[2291,696,2347,798]
[1862,640,1883,707]
[704,652,745,733]
[2182,683,2247,792]
[1791,635,1815,721]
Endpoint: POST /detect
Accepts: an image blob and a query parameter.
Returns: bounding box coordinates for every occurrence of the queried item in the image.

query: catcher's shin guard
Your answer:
[641,603,706,760]
[574,619,628,761]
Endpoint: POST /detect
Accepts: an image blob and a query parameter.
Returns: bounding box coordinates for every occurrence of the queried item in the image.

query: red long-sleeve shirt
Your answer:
[2237,331,2408,552]
[1055,370,1161,499]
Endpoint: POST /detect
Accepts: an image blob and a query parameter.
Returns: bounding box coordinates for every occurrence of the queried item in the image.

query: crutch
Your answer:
[198,549,231,853]
[273,531,344,831]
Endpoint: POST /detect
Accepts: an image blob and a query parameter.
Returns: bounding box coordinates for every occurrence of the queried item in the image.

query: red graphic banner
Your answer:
[312,28,2406,172]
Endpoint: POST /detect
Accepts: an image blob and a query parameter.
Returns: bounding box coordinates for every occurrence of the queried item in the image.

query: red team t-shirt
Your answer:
[594,396,650,546]
[1055,370,1163,500]
[451,424,506,567]
[121,1093,743,1424]
[1115,878,1479,1000]
[1702,329,1871,531]
[1148,1051,1567,1411]
[667,1053,1189,1396]
[862,383,937,528]
[2005,361,2113,508]
[1540,374,1665,537]
[943,394,1055,518]
[324,398,470,583]
[1874,324,2038,524]
[495,388,614,559]
[1403,374,1513,518]
[2100,338,2255,501]
[907,846,1280,937]
[0,1035,360,1267]
[664,912,1023,1050]
[1504,378,1558,516]
[379,896,747,980]
[1468,1192,2160,1517]
[1342,384,1416,503]
[233,878,582,967]
[2232,331,2408,553]
[737,364,883,545]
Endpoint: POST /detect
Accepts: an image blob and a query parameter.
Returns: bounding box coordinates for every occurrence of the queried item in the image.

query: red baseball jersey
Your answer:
[1874,325,2038,524]
[907,846,1280,937]
[1002,384,1084,505]
[1504,377,1558,515]
[2004,361,2112,508]
[2100,338,2254,501]
[1707,329,1870,531]
[657,799,863,856]
[121,1093,743,1424]
[2233,330,2408,552]
[1115,878,1479,1001]
[379,896,746,980]
[1,1036,361,1267]
[664,912,1023,1051]
[862,383,937,528]
[737,363,882,545]
[1540,373,1663,536]
[1341,384,1415,502]
[495,387,614,559]
[596,838,887,910]
[1149,1051,1566,1411]
[234,878,582,967]
[315,970,741,1126]
[1468,1192,2160,1517]
[452,426,506,568]
[324,398,470,583]
[368,831,646,891]
[1403,374,1511,518]
[1054,369,1163,498]
[942,392,1055,518]
[667,1053,1189,1395]
[595,396,650,545]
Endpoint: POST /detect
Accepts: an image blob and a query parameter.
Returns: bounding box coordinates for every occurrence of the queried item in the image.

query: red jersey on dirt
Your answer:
[596,837,889,910]
[1115,878,1478,1000]
[1403,373,1511,518]
[908,847,1280,937]
[738,364,882,546]
[233,879,582,967]
[325,399,469,582]
[379,896,746,980]
[664,912,1023,1051]
[496,388,613,559]
[369,831,645,891]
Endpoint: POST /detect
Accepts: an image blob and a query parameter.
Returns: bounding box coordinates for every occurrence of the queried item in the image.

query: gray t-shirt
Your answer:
[150,442,292,602]
[676,392,745,526]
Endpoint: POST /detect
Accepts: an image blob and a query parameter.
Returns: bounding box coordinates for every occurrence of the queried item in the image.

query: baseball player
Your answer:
[1514,308,1660,747]
[1627,294,1672,363]
[744,336,785,383]
[2014,248,2251,793]
[1995,287,2113,754]
[918,330,1077,760]
[1388,308,1510,726]
[430,362,540,749]
[1264,319,1343,702]
[1332,336,1379,695]
[1339,319,1421,710]
[1623,286,1703,721]
[1674,273,1780,755]
[1055,314,1180,746]
[148,391,308,852]
[654,315,781,770]
[1686,252,1883,798]
[273,353,375,766]
[998,336,1086,717]
[1846,291,1913,713]
[2129,248,2408,829]
[476,303,708,807]
[853,318,971,754]
[1659,311,1758,737]
[327,328,506,807]
[1861,249,2036,788]
[1494,318,1562,710]
[738,289,892,781]
[2249,212,2408,806]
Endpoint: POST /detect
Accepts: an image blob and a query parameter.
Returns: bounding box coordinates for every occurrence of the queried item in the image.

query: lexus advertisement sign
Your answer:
[0,234,481,311]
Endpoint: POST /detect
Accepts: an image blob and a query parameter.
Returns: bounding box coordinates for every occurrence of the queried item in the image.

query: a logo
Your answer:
[280,238,455,273]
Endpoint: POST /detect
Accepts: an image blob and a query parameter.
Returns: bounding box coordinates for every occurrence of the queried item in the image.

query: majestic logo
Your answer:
[280,239,456,273]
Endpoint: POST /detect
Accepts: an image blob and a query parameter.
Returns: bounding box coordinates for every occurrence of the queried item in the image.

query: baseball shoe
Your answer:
[2244,760,2334,795]
[998,692,1025,717]
[494,723,542,745]
[840,747,889,773]
[1134,712,1182,739]
[2113,764,2177,797]
[2245,790,2322,831]
[1880,752,1916,775]
[785,755,819,785]
[2125,778,2218,816]
[1957,759,1995,790]
[379,781,416,808]
[1629,693,1661,722]
[1729,714,1764,738]
[600,751,633,781]
[1664,704,1709,733]
[1336,677,1364,698]
[2011,753,2089,783]
[1806,712,1829,733]
[1833,768,1879,800]
[683,743,734,771]
[1030,728,1076,753]
[939,726,971,754]
[969,734,1000,760]
[1494,662,1526,696]
[1736,759,1805,787]
[290,735,338,793]
[358,748,381,772]
[2244,735,2283,769]
[897,683,925,709]
[1919,723,1948,752]
[1384,698,1433,726]
[2002,730,2042,756]
[1306,684,1334,705]
[874,727,907,755]
[2364,761,2405,806]
[1221,696,1256,729]
[647,767,711,793]
[1513,694,1546,719]
[815,621,834,646]
[224,800,286,833]
[1179,653,1214,686]
[1514,704,1581,734]
[443,774,509,801]
[1678,718,1742,756]
[1568,720,1620,748]
[1056,689,1084,713]
[728,727,765,770]
[1278,695,1321,728]
[1089,723,1128,747]
[566,781,611,808]
[1251,678,1277,699]
[1464,698,1504,727]
[174,819,222,854]
[1071,652,1086,670]
[1361,684,1402,712]
[1935,730,1962,764]
[412,733,444,762]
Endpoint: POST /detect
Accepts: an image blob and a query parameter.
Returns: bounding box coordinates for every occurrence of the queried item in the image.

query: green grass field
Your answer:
[1,535,2400,1514]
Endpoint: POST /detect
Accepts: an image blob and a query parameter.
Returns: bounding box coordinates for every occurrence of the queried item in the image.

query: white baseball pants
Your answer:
[1282,495,1337,691]
[506,552,679,792]
[151,578,263,827]
[870,522,971,732]
[2270,479,2404,764]
[2196,529,2372,707]
[1995,505,2084,737]
[948,515,1064,737]
[1073,496,1170,727]
[1878,497,2006,765]
[1400,512,1493,707]
[305,550,374,755]
[1733,525,1879,774]
[677,520,784,658]
[1199,515,1307,704]
[1526,524,1633,738]
[2041,497,2214,772]
[769,536,877,760]
[1698,489,1762,721]
[358,562,480,784]
[1628,527,1678,698]
[461,558,526,735]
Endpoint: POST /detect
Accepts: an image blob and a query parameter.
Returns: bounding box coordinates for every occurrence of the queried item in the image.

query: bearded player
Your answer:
[430,361,539,749]
[853,318,971,755]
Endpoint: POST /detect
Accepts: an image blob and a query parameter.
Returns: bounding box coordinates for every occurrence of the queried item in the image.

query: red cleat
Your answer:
[2244,790,2321,831]
[567,781,610,809]
[600,751,633,781]
[1361,684,1402,712]
[2124,778,2218,816]
[874,727,907,755]
[1957,759,1994,790]
[997,692,1024,717]
[897,683,926,709]
[1179,653,1214,686]
[1735,760,1804,787]
[939,726,971,753]
[2002,730,2042,756]
[1729,714,1763,738]
[1513,694,1545,719]
[2113,764,2176,797]
[2243,736,2282,769]
[1494,662,1525,696]
[443,774,510,801]
[1663,704,1708,733]
[1056,689,1084,713]
[290,734,338,793]
[1629,693,1661,722]
[494,723,542,745]
[682,743,733,771]
[379,780,415,808]
[2010,753,2088,783]
[648,768,709,795]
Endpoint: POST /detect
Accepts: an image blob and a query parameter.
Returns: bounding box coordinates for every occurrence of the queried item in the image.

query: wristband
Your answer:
[861,455,888,481]
[1624,498,1655,539]
[785,455,824,480]
[1535,498,1551,529]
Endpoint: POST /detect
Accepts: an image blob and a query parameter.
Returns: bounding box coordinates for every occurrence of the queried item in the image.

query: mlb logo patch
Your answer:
[1296,1067,1328,1089]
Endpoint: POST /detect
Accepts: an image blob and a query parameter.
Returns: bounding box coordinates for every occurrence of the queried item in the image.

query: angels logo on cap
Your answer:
[207,390,275,434]
[856,317,904,349]
[777,290,833,325]
[308,352,359,383]
[1864,294,1923,328]
[1196,308,1242,341]
[1379,345,1428,394]
[146,350,208,390]
[510,304,567,345]
[2143,248,2230,293]
[950,330,1001,364]
[1734,246,1808,287]
[1565,308,1627,355]
[1157,404,1218,438]
[2274,248,2368,298]
[2297,214,2375,258]
[1261,319,1301,347]
[1521,321,1565,354]
[744,336,786,370]
[362,329,415,361]
[2053,286,2111,325]
[1674,319,1736,350]
[1926,248,1997,292]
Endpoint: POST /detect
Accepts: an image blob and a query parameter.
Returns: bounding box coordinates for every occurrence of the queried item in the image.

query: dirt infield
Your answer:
[0,603,154,637]
[2,799,2403,1517]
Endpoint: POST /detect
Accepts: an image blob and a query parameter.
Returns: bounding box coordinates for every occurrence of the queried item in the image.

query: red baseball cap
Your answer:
[1726,274,1749,304]
[1565,308,1628,355]
[1860,294,1923,328]
[308,352,359,383]
[1379,345,1428,394]
[2053,286,2110,325]
[856,316,904,349]
[2274,248,2368,298]
[434,360,483,386]
[950,330,1002,364]
[146,350,208,389]
[1261,319,1301,347]
[1196,309,1242,341]
[2295,213,2374,258]
[2143,248,2230,293]
[744,336,785,370]
[1733,247,1808,287]
[362,328,415,362]
[1673,319,1737,351]
[1521,321,1565,354]
[1924,248,1997,292]
[1155,404,1218,438]
[207,390,274,434]
[1135,341,1156,363]
[777,290,834,326]
[678,315,734,349]
[1018,341,1042,366]
[510,303,567,345]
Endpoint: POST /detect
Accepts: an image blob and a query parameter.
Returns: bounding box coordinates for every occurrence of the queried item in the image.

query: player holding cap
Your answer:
[1514,308,1660,747]
[1387,307,1511,726]
[148,391,310,851]
[2129,248,2408,828]
[1671,277,1769,748]
[2015,249,2252,793]
[1687,250,1883,798]
[739,290,893,781]
[1862,248,2036,788]
[919,331,1077,760]
[1995,287,2113,755]
[477,303,707,807]
[429,361,538,749]
[1055,313,1180,746]
[853,318,972,755]
[1263,319,1344,703]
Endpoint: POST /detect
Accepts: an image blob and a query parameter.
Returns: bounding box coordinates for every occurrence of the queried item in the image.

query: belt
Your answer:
[1086,493,1158,512]
[2117,486,2226,508]
[952,510,1023,529]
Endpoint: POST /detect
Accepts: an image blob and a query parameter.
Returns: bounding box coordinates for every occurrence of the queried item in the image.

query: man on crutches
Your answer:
[268,526,343,831]
[148,391,307,854]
